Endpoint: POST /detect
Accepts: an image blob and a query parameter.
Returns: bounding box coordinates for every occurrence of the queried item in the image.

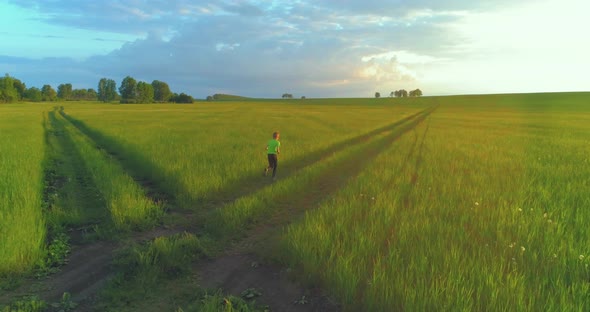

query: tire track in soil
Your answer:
[46,109,191,307]
[60,107,431,214]
[0,108,187,310]
[74,106,434,311]
[354,108,437,308]
[43,110,110,243]
[2,106,435,311]
[403,112,433,209]
[197,106,437,312]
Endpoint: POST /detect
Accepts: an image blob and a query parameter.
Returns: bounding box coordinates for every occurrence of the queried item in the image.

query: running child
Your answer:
[265,131,281,180]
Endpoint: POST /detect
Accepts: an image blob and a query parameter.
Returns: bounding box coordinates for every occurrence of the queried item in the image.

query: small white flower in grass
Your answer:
[518,208,522,212]
[580,255,585,261]
[475,202,479,206]
[553,253,558,258]
[543,213,548,218]
[521,246,526,252]
[509,242,515,248]
[371,197,375,200]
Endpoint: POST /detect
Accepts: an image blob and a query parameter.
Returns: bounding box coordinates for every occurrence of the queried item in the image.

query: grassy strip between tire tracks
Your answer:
[54,107,162,231]
[85,106,435,312]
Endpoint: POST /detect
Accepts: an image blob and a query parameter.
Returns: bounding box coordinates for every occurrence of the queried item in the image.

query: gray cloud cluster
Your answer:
[5,0,531,98]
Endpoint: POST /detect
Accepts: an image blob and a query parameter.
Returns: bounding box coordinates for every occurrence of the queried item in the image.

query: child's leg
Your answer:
[267,154,274,170]
[272,155,278,177]
[265,154,274,176]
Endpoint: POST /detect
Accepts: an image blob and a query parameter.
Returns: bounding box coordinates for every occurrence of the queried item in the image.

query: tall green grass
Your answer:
[3,94,587,310]
[206,107,435,240]
[61,100,427,209]
[96,232,208,311]
[42,110,108,228]
[178,292,265,312]
[53,109,162,230]
[0,106,46,275]
[280,93,590,310]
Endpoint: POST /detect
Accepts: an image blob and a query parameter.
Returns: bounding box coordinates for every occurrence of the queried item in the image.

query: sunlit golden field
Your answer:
[1,93,589,311]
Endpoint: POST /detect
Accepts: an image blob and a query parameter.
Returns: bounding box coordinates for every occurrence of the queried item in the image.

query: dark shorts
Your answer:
[267,154,278,168]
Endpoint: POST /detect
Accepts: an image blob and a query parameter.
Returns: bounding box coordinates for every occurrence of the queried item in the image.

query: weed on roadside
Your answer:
[0,296,46,312]
[178,290,268,312]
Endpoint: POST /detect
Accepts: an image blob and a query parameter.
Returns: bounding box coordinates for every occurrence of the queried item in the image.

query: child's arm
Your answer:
[277,146,280,155]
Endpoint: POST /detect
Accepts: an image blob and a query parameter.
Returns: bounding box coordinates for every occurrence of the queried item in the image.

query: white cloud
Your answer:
[3,0,586,97]
[215,42,241,51]
[362,51,442,64]
[434,0,590,93]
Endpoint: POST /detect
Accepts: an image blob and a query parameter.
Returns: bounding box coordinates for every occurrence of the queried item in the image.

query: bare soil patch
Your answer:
[199,253,340,312]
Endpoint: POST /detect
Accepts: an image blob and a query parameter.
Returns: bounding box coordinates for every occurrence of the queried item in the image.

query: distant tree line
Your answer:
[205,94,238,101]
[409,89,423,97]
[374,89,424,98]
[389,89,423,98]
[0,73,194,104]
[279,93,306,99]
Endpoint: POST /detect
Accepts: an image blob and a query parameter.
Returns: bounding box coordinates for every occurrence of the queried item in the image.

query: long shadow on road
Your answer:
[280,105,437,215]
[44,109,111,236]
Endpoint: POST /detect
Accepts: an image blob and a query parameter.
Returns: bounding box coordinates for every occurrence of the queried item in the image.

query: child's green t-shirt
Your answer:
[267,139,280,154]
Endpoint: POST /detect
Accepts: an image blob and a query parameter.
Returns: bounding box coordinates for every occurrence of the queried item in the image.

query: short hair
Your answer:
[273,131,280,139]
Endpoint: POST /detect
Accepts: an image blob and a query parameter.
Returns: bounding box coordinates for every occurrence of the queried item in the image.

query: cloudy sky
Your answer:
[1,0,588,98]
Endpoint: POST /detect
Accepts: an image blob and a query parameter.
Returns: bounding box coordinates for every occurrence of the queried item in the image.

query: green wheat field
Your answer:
[1,93,589,311]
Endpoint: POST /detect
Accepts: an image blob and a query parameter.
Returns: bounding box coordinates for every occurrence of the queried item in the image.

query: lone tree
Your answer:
[72,88,97,101]
[41,84,57,101]
[0,74,18,103]
[393,89,408,98]
[375,92,381,98]
[282,93,293,99]
[86,88,98,100]
[12,78,26,100]
[57,83,73,100]
[71,89,87,100]
[24,87,42,102]
[98,78,117,102]
[119,76,137,103]
[409,89,423,97]
[173,93,194,103]
[152,80,172,102]
[136,81,154,103]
